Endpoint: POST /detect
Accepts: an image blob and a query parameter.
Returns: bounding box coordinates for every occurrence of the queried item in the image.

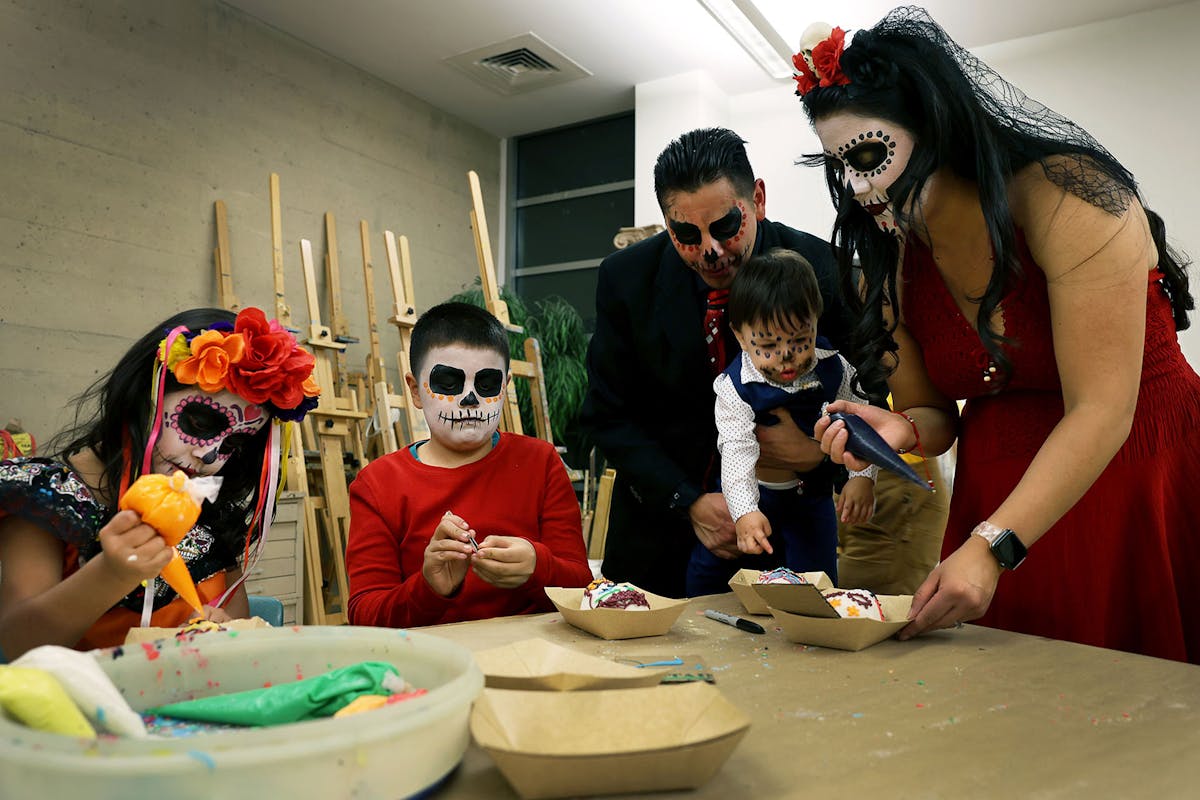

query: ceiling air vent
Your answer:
[445,32,591,96]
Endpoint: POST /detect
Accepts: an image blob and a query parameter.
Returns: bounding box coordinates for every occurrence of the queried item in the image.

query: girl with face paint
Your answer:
[346,303,592,628]
[793,9,1200,663]
[0,307,319,657]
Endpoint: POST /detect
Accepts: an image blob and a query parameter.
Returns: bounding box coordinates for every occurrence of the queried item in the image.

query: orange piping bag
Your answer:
[119,471,223,615]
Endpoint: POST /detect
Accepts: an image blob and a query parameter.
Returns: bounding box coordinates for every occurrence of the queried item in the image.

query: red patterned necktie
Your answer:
[704,288,731,376]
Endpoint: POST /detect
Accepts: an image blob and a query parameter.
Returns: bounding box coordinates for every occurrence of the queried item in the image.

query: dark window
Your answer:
[509,112,634,334]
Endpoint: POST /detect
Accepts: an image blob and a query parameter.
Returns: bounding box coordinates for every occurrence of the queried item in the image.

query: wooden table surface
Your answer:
[423,592,1200,799]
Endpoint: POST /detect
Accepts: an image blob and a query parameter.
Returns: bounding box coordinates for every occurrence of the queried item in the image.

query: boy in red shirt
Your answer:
[346,302,592,627]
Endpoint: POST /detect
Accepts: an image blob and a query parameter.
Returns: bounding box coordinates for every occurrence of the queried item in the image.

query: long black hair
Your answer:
[798,7,1192,392]
[51,308,268,537]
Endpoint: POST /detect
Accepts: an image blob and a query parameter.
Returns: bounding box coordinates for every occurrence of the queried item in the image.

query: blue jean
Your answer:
[685,484,839,597]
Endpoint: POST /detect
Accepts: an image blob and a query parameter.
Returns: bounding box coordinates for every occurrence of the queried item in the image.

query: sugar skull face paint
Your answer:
[813,113,916,236]
[664,177,766,289]
[733,314,818,384]
[411,345,507,451]
[154,388,267,477]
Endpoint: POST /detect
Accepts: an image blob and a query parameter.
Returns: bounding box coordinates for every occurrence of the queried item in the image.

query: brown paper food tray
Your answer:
[544,586,687,640]
[473,638,665,691]
[470,683,750,799]
[123,616,272,644]
[770,595,913,651]
[728,568,835,615]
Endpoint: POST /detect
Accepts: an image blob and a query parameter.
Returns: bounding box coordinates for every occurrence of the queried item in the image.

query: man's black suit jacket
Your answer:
[581,220,852,598]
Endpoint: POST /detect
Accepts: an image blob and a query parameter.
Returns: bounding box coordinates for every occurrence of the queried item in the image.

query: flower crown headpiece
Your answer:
[157,307,320,422]
[792,23,852,97]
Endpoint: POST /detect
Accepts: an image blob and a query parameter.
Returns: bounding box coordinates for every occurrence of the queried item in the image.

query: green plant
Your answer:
[447,281,588,449]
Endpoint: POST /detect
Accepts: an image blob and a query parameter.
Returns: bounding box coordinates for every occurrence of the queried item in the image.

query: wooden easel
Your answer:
[382,230,429,446]
[213,200,240,311]
[299,237,368,626]
[587,468,617,559]
[358,220,397,455]
[358,221,422,455]
[321,212,369,469]
[267,174,326,625]
[466,169,554,443]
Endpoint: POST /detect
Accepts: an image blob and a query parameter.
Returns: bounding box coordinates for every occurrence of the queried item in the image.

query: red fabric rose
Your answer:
[792,52,818,96]
[226,307,317,410]
[811,27,851,88]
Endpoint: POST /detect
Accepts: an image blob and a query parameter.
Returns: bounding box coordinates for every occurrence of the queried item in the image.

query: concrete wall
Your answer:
[0,0,501,443]
[634,1,1200,367]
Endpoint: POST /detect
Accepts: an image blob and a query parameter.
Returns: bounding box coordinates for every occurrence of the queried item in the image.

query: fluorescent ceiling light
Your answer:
[697,0,793,80]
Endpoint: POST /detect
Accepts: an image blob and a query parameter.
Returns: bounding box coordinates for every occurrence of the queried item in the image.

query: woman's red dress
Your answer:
[903,232,1200,662]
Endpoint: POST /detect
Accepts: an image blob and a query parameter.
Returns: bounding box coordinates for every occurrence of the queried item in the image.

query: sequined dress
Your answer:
[0,457,244,648]
[903,233,1200,662]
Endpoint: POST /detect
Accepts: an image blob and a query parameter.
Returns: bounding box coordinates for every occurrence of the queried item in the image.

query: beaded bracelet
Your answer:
[895,411,936,490]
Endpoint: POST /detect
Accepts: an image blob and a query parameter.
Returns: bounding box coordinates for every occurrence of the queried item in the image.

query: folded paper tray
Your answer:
[545,586,688,640]
[471,683,750,799]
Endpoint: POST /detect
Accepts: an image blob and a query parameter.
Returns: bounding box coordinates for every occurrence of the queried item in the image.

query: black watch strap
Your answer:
[972,522,1027,570]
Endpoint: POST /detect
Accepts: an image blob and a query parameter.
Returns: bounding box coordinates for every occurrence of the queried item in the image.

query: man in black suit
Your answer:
[581,128,852,599]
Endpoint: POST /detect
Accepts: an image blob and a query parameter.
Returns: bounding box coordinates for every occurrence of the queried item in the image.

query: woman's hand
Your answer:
[97,510,175,585]
[813,401,911,472]
[421,512,476,597]
[899,536,1001,639]
[471,536,537,589]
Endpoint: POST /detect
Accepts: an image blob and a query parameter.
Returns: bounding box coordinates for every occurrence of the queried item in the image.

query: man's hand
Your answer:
[688,493,739,559]
[756,409,826,471]
[471,536,537,589]
[421,512,476,597]
[735,511,773,555]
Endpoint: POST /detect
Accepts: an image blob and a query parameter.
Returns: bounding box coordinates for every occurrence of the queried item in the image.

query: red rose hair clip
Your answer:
[157,307,320,421]
[792,23,851,97]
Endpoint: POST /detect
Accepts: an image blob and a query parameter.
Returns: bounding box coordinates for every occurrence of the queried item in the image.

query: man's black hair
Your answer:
[653,127,756,209]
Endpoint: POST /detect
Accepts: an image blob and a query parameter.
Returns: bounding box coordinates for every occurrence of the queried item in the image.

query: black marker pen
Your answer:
[705,608,766,634]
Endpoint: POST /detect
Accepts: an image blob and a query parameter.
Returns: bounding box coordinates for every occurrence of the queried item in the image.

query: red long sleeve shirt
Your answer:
[346,433,592,627]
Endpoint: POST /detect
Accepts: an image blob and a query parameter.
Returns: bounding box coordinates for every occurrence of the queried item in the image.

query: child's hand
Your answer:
[189,605,233,623]
[837,476,876,524]
[470,536,537,589]
[97,509,176,585]
[735,511,773,555]
[422,511,476,597]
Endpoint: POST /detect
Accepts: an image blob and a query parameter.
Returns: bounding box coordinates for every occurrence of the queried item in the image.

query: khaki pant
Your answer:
[836,458,949,595]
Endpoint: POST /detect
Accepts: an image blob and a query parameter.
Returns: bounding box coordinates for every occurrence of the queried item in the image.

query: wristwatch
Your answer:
[971,521,1027,570]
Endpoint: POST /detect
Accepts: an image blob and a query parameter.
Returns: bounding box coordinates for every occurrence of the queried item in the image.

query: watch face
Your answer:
[991,530,1027,570]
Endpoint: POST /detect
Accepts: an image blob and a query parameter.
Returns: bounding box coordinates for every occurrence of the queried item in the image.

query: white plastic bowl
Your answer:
[0,625,483,799]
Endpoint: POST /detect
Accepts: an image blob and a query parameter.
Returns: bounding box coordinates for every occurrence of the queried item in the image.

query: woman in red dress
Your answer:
[797,8,1199,662]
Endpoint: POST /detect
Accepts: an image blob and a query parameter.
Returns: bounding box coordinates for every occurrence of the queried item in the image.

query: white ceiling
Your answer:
[222,0,1188,138]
